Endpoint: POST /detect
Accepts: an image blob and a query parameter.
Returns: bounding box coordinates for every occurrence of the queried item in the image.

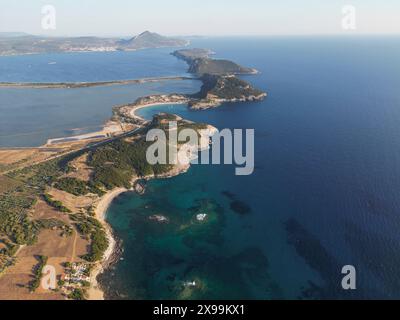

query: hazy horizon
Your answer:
[0,0,399,37]
[2,30,400,39]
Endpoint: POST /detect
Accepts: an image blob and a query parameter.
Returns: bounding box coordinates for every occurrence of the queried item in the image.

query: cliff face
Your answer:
[198,74,264,99]
[188,74,266,109]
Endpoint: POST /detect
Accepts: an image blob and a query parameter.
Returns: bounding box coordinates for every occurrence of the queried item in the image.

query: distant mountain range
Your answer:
[0,31,189,56]
[0,32,32,38]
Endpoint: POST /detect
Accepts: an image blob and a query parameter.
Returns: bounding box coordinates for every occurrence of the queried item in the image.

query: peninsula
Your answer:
[0,46,265,300]
[115,48,266,116]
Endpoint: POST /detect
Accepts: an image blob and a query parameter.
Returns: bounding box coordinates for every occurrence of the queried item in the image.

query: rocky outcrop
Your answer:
[189,74,266,109]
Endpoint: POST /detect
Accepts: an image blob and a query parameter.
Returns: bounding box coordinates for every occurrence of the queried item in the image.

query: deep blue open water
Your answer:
[2,36,400,299]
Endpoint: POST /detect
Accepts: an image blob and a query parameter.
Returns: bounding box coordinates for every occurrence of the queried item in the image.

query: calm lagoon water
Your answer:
[0,47,189,82]
[0,47,199,147]
[0,79,200,147]
[3,37,400,299]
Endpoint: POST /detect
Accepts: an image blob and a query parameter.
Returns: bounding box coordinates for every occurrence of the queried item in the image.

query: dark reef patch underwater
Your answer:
[221,191,253,215]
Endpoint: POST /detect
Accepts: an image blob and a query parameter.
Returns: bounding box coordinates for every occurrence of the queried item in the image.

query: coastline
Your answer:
[0,71,235,300]
[87,171,190,299]
[0,101,217,300]
[86,122,217,300]
[87,187,128,300]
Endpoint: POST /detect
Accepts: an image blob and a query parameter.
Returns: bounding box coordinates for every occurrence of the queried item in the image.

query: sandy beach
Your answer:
[129,101,189,122]
[87,187,128,300]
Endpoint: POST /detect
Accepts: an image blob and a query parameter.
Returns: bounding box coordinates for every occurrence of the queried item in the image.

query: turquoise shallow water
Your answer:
[101,166,291,299]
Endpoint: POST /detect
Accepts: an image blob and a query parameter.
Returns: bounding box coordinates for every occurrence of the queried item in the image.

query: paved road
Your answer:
[1,127,141,175]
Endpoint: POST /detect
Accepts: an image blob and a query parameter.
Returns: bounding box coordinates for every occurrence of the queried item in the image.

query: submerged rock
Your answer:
[149,214,169,223]
[196,213,207,221]
[133,180,146,195]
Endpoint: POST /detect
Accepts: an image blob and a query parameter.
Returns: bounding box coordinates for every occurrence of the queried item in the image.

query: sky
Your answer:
[0,0,399,37]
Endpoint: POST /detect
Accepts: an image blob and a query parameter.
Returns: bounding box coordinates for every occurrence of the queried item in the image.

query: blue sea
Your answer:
[2,36,400,299]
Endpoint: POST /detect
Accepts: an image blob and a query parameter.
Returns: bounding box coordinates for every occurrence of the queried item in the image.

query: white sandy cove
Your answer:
[129,101,188,122]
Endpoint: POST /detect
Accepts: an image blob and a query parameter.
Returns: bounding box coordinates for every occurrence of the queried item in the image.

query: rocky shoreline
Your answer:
[113,77,266,123]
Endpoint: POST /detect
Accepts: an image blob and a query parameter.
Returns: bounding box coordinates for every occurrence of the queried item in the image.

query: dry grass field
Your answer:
[0,145,98,299]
